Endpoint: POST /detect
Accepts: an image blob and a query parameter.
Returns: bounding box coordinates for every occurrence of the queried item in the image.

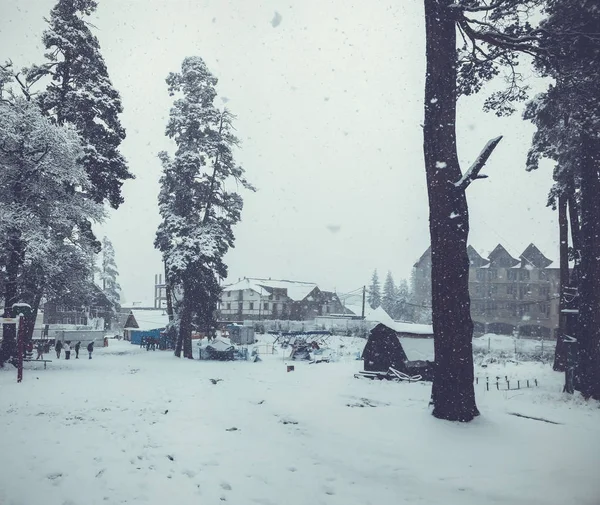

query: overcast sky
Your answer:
[0,0,558,304]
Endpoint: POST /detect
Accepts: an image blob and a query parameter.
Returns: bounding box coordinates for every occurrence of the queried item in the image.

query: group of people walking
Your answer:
[37,340,95,360]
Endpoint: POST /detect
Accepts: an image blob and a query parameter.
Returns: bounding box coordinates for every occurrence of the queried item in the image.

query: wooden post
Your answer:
[17,315,24,383]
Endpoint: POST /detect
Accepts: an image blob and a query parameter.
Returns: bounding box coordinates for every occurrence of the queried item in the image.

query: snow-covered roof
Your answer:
[207,339,234,352]
[126,309,169,331]
[388,321,434,335]
[344,304,395,326]
[343,304,433,335]
[223,278,318,301]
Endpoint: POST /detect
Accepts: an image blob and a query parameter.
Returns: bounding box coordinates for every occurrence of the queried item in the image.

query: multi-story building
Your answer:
[218,277,345,322]
[412,243,560,338]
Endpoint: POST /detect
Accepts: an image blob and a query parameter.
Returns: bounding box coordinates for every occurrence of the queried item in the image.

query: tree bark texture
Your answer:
[424,0,479,421]
[0,232,21,365]
[176,282,194,359]
[553,195,569,371]
[576,136,600,400]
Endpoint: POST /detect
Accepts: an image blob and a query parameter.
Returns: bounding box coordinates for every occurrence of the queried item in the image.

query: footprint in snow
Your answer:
[221,482,232,491]
[323,486,335,496]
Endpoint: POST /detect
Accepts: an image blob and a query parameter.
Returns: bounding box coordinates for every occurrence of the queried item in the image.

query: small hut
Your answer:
[362,323,434,380]
[362,323,409,372]
[228,325,255,345]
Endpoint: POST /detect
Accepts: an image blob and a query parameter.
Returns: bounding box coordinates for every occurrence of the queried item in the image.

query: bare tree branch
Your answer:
[454,136,503,190]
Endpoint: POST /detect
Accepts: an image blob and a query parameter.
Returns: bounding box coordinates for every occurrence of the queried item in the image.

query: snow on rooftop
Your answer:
[126,309,169,331]
[222,278,318,301]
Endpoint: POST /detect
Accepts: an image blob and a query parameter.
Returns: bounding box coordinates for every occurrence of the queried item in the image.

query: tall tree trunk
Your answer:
[424,0,479,421]
[554,194,569,371]
[164,259,174,322]
[23,294,43,344]
[0,232,21,366]
[176,283,193,359]
[568,190,581,281]
[576,136,600,400]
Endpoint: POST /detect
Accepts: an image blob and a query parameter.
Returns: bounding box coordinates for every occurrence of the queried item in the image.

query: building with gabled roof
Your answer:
[412,243,561,338]
[218,277,344,322]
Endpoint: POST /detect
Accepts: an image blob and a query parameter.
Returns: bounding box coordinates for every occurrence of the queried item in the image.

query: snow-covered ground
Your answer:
[1,337,599,505]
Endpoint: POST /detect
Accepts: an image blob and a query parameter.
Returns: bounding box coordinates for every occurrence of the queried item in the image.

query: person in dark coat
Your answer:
[87,341,94,359]
[55,340,63,359]
[75,341,81,359]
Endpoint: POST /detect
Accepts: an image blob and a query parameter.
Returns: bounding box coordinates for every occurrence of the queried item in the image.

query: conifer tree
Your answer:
[367,270,381,309]
[155,56,254,358]
[27,0,133,208]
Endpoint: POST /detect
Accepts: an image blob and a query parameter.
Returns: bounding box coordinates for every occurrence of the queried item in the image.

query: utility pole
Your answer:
[164,259,174,322]
[362,285,366,319]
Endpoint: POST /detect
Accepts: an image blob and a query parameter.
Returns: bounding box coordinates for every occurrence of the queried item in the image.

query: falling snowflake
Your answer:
[271,12,282,28]
[435,161,447,168]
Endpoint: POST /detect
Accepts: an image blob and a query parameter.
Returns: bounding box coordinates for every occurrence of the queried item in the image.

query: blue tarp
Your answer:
[130,328,163,345]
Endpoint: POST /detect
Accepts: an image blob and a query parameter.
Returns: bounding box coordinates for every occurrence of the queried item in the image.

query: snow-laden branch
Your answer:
[454,135,503,190]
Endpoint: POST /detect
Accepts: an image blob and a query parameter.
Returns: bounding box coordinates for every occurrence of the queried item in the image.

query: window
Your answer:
[476,269,486,281]
[520,270,530,281]
[264,303,269,310]
[326,305,330,313]
[226,291,231,297]
[488,269,498,280]
[238,302,243,311]
[249,302,254,310]
[507,269,517,281]
[539,286,550,297]
[518,285,531,299]
[226,303,231,310]
[276,295,280,301]
[272,303,278,313]
[539,270,548,281]
[507,284,515,295]
[541,303,550,317]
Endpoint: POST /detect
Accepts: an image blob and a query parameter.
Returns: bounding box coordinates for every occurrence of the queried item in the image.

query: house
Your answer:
[413,243,561,338]
[218,278,345,321]
[122,309,169,344]
[43,283,115,330]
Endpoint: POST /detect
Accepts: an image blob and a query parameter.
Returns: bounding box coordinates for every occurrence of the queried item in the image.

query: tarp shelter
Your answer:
[362,323,408,372]
[362,323,434,380]
[203,339,235,361]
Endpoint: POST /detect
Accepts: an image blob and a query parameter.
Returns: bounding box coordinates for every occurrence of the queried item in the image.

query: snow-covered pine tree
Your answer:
[394,279,410,321]
[367,270,381,309]
[99,236,120,327]
[27,0,132,209]
[155,56,254,359]
[381,271,396,317]
[0,96,103,365]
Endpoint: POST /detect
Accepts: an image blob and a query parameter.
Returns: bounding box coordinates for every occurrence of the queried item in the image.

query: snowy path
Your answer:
[1,340,599,505]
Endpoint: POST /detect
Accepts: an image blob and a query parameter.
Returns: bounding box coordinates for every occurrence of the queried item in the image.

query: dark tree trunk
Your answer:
[576,136,600,400]
[554,194,569,371]
[23,294,43,345]
[164,260,174,323]
[0,232,21,366]
[424,0,479,421]
[176,282,193,359]
[568,190,582,280]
